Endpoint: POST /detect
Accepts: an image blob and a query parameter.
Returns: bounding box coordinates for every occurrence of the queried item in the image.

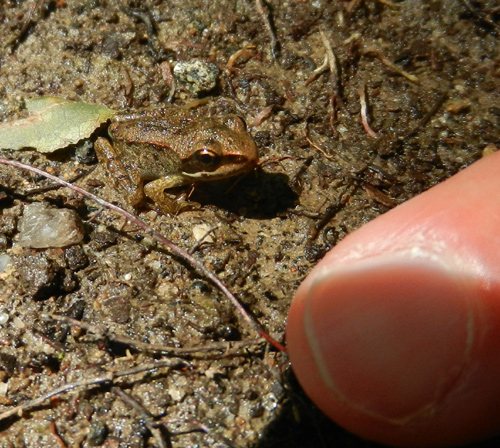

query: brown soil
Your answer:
[0,0,499,447]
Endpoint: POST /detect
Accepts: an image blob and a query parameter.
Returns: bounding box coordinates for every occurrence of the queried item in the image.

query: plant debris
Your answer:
[0,96,115,153]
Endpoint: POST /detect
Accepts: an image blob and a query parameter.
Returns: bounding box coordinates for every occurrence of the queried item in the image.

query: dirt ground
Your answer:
[0,0,499,447]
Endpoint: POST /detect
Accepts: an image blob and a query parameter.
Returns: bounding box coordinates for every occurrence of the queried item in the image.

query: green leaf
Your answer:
[0,96,116,153]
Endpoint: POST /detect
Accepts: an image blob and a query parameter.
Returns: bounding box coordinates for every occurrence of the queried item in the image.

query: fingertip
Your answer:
[287,253,500,446]
[286,153,500,446]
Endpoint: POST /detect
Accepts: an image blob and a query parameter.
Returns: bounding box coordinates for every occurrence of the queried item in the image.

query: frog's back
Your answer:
[109,108,198,179]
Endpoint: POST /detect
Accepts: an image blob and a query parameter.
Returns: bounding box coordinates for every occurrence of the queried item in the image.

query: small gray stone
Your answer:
[18,202,85,248]
[173,59,220,96]
[0,254,12,272]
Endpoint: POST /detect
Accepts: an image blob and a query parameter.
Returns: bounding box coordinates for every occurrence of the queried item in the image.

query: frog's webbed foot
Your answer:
[144,178,200,215]
[94,137,145,207]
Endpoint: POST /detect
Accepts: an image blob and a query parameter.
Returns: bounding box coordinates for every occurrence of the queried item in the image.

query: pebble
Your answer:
[12,316,25,329]
[17,202,85,248]
[446,99,471,114]
[0,313,9,325]
[192,223,215,244]
[173,59,220,96]
[0,254,12,272]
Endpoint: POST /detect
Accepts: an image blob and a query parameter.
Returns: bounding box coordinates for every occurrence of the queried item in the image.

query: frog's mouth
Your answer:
[182,155,256,180]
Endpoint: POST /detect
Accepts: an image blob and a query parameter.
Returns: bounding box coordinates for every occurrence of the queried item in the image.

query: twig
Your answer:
[319,31,342,131]
[45,314,265,358]
[50,421,68,448]
[347,0,399,13]
[122,67,135,107]
[0,359,183,422]
[290,156,314,194]
[112,387,172,448]
[363,47,419,82]
[257,155,295,168]
[308,181,356,241]
[305,136,334,160]
[24,167,96,195]
[121,8,171,61]
[342,32,362,46]
[304,55,329,86]
[169,420,238,448]
[251,106,273,127]
[0,158,286,353]
[358,84,378,138]
[401,92,447,139]
[372,0,399,8]
[160,61,176,104]
[460,0,499,32]
[226,47,256,69]
[304,32,343,135]
[5,0,45,51]
[219,70,246,109]
[255,0,281,60]
[361,182,397,207]
[304,121,335,160]
[347,0,362,13]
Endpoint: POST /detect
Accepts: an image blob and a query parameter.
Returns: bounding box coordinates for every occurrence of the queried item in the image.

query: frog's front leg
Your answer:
[94,137,145,207]
[143,176,198,215]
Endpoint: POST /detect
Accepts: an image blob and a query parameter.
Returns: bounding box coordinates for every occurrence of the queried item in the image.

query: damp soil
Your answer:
[0,1,499,447]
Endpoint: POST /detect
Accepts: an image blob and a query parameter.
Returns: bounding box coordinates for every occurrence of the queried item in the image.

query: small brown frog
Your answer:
[95,107,259,213]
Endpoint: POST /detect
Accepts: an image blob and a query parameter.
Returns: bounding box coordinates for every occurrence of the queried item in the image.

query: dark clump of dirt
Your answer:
[0,0,499,447]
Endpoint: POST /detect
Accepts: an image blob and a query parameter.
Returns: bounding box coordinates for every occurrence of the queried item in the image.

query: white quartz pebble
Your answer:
[17,202,85,248]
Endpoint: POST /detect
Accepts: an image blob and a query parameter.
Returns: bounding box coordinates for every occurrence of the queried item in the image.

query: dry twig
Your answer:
[0,359,183,422]
[363,47,419,82]
[189,224,221,254]
[122,67,135,107]
[45,314,265,358]
[122,8,170,61]
[347,0,399,13]
[320,31,342,131]
[160,61,176,103]
[305,55,329,86]
[401,92,447,139]
[24,167,96,195]
[308,182,355,241]
[0,158,286,353]
[112,387,172,448]
[50,421,68,448]
[358,84,378,138]
[5,0,45,51]
[304,121,335,160]
[460,0,500,32]
[226,47,256,69]
[255,0,281,60]
[251,106,273,127]
[362,183,397,208]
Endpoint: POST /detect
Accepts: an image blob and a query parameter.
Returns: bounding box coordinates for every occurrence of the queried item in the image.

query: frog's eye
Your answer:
[196,149,220,166]
[184,148,221,173]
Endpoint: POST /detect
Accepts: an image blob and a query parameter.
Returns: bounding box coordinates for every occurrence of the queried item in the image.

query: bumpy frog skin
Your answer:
[95,107,259,213]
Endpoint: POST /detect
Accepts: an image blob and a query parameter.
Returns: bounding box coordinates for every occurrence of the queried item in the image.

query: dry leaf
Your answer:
[0,96,115,153]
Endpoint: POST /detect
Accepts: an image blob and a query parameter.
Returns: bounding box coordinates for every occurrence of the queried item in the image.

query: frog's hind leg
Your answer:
[94,137,145,207]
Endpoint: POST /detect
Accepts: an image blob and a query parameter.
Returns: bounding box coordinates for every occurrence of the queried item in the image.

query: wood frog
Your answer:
[95,107,259,214]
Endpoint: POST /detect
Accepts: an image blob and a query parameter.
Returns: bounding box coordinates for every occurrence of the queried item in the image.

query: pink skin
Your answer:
[286,151,500,447]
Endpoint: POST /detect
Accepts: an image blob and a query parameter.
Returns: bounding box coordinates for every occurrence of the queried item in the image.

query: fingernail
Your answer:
[303,252,477,424]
